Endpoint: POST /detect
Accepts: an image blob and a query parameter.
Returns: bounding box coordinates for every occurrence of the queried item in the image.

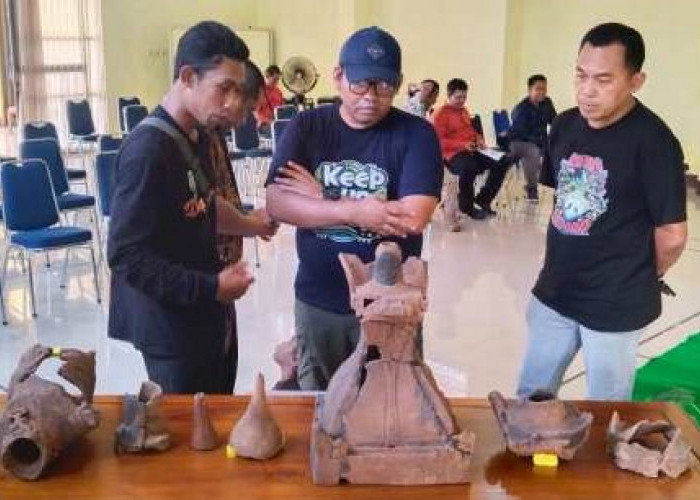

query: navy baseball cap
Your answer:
[339,26,402,87]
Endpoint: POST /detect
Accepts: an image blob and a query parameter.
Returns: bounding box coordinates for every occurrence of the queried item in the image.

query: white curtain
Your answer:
[14,0,105,142]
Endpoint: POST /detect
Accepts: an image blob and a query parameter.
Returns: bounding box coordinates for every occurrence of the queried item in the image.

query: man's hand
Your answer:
[273,161,322,199]
[248,208,279,241]
[476,135,486,148]
[465,141,478,153]
[216,262,254,303]
[353,196,416,237]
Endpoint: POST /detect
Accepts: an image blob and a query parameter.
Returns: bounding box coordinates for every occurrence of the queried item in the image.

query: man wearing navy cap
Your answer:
[266,27,443,390]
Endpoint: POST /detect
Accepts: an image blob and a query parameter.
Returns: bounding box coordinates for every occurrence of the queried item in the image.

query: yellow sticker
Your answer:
[225,444,236,459]
[533,453,558,467]
[51,347,62,357]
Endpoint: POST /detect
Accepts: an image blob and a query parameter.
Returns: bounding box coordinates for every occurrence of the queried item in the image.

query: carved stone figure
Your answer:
[0,344,99,480]
[488,390,592,460]
[114,381,170,453]
[228,373,285,460]
[310,242,475,485]
[191,392,219,451]
[607,411,691,478]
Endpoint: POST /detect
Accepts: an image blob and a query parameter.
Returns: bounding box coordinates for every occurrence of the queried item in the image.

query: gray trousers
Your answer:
[509,140,542,189]
[295,299,425,391]
[295,299,361,391]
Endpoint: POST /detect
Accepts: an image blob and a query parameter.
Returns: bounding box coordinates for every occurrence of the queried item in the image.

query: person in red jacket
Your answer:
[432,79,511,220]
[254,64,285,134]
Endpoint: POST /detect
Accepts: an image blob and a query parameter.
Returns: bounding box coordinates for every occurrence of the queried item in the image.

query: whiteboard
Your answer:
[169,26,273,80]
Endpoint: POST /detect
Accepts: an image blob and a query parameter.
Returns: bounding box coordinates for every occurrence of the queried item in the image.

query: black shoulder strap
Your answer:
[139,116,211,195]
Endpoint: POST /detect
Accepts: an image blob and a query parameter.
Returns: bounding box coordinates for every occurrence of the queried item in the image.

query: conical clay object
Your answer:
[229,373,285,459]
[191,393,219,451]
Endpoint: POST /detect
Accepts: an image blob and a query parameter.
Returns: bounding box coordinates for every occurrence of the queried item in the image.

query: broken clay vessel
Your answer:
[191,392,219,451]
[311,242,475,485]
[607,411,691,478]
[229,373,285,459]
[488,390,593,460]
[114,381,170,453]
[0,344,99,480]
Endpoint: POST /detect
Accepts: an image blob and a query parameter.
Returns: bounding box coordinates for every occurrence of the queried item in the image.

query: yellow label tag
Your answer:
[51,347,62,357]
[533,453,558,467]
[225,444,236,459]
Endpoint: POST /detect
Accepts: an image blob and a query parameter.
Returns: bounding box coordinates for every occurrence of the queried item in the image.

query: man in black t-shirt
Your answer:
[108,23,275,394]
[266,27,443,390]
[517,23,687,401]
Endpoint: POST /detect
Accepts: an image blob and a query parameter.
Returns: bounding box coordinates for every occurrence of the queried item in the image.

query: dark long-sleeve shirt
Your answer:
[107,106,224,358]
[510,96,556,149]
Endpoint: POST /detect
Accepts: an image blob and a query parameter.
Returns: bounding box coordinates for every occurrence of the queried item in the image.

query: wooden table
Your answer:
[1,396,699,499]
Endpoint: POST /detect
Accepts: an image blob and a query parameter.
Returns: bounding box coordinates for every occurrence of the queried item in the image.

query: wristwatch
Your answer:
[322,186,342,201]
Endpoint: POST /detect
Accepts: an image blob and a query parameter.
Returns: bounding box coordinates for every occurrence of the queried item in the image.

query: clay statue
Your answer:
[607,411,691,478]
[488,390,593,460]
[0,344,99,480]
[310,242,475,485]
[114,381,170,453]
[191,392,219,451]
[228,373,285,459]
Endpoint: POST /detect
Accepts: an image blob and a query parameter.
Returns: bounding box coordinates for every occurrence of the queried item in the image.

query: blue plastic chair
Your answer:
[98,134,123,153]
[117,96,140,134]
[95,151,117,218]
[0,160,101,319]
[23,120,88,184]
[20,138,102,254]
[493,109,511,150]
[66,99,98,143]
[274,104,297,120]
[272,119,290,152]
[123,104,148,133]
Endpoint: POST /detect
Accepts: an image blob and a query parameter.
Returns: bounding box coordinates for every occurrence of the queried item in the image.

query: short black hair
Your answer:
[446,78,468,96]
[579,22,645,73]
[173,21,249,81]
[265,65,282,77]
[527,74,547,87]
[422,79,440,96]
[243,60,265,101]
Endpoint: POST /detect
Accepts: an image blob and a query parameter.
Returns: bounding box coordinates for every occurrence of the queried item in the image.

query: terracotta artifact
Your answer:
[229,373,285,459]
[310,242,475,485]
[114,381,170,453]
[488,390,593,460]
[0,344,99,480]
[607,411,691,478]
[191,392,219,451]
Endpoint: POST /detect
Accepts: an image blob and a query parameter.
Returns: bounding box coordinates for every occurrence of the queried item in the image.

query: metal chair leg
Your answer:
[89,245,101,304]
[26,251,37,318]
[45,251,51,268]
[254,237,261,268]
[91,207,104,265]
[0,246,10,325]
[60,248,71,289]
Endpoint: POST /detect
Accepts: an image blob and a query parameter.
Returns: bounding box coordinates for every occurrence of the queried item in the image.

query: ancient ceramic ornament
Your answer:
[114,381,171,453]
[311,242,475,485]
[607,411,691,478]
[488,390,593,460]
[228,373,285,460]
[0,344,99,481]
[191,392,219,451]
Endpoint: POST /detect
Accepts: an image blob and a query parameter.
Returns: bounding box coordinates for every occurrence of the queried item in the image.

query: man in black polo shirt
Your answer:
[517,23,687,400]
[108,22,267,394]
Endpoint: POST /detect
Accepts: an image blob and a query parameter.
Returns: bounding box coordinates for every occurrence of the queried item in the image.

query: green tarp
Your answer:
[633,332,700,426]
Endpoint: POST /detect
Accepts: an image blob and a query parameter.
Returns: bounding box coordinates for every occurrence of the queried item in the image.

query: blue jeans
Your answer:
[517,296,642,400]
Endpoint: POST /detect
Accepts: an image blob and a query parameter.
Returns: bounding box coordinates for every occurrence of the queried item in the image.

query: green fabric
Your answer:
[633,332,700,426]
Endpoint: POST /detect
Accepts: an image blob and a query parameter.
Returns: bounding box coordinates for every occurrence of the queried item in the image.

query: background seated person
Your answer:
[509,74,557,201]
[432,78,511,220]
[405,78,439,118]
[254,64,284,136]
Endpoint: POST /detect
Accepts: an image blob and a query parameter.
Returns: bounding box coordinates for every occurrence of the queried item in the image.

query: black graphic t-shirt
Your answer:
[268,104,443,313]
[534,102,686,331]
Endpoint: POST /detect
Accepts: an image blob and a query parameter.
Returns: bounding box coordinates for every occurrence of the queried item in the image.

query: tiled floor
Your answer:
[0,159,698,398]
